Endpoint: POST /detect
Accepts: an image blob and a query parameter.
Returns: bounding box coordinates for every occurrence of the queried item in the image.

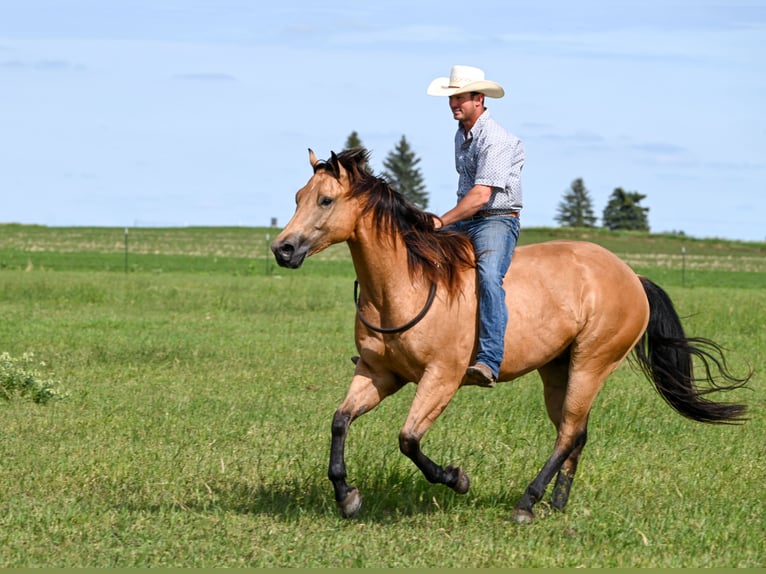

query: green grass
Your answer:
[0,225,763,567]
[1,223,763,275]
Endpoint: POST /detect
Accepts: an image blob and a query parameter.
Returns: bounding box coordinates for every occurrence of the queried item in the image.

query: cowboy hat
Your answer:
[427,65,505,98]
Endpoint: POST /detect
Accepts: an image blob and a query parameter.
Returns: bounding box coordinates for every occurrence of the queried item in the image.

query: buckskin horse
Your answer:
[271,148,749,524]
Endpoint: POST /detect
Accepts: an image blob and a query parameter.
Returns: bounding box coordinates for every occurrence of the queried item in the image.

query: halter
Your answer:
[353,280,437,334]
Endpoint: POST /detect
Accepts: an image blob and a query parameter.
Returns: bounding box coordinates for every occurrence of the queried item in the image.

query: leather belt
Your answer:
[470,210,519,220]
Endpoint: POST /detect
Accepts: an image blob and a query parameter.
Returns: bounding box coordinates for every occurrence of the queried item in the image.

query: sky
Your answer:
[1,0,765,242]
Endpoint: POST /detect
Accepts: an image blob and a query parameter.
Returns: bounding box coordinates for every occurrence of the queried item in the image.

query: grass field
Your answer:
[0,224,763,567]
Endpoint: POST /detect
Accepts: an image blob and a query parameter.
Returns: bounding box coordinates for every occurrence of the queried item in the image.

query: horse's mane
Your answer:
[314,147,475,298]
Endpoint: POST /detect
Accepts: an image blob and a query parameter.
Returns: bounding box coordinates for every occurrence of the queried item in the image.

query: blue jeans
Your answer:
[451,215,520,378]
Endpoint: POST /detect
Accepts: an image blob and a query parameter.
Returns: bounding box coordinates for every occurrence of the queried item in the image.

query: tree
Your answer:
[555,178,597,227]
[381,135,428,209]
[602,187,650,231]
[344,131,364,150]
[343,131,372,173]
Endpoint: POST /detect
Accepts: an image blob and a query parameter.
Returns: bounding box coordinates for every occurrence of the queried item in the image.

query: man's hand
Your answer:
[439,184,494,227]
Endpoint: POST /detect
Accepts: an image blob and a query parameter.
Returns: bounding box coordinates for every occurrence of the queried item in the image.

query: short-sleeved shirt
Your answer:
[455,109,524,212]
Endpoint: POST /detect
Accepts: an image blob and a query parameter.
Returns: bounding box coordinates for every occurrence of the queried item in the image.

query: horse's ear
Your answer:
[330,151,349,184]
[308,148,319,168]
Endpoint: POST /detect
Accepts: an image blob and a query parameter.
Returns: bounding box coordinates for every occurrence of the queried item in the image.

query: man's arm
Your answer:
[434,184,493,228]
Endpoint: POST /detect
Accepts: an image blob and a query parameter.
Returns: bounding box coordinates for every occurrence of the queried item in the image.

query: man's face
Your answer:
[449,92,483,125]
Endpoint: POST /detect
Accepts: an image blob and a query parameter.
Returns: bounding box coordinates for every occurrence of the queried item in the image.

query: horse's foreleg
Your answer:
[329,367,402,518]
[398,377,470,494]
[329,409,362,517]
[399,436,471,494]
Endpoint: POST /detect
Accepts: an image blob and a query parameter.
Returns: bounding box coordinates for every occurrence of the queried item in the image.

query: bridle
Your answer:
[353,280,437,334]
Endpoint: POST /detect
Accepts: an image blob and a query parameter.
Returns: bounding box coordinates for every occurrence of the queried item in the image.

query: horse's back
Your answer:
[500,240,649,376]
[510,240,644,298]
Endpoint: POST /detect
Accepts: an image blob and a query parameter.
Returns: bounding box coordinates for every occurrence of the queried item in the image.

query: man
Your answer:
[427,65,524,388]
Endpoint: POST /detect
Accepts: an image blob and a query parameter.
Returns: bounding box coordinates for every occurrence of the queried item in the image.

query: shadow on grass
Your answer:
[146,469,529,524]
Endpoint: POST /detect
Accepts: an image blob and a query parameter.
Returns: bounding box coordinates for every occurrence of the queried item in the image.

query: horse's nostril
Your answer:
[272,242,293,257]
[271,236,307,268]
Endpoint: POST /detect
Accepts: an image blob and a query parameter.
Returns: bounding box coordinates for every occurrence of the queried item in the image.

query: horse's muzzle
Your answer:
[271,237,308,269]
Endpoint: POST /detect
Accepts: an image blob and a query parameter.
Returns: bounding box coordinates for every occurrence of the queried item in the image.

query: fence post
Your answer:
[124,228,129,273]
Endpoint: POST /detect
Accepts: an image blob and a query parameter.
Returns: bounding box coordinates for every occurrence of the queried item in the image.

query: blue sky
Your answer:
[1,1,764,241]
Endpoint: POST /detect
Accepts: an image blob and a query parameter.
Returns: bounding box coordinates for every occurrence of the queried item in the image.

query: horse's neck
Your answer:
[347,227,421,304]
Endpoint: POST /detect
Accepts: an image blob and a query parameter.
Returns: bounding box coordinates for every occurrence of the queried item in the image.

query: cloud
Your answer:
[0,58,85,72]
[532,130,607,148]
[704,158,766,172]
[520,121,553,131]
[174,72,237,82]
[630,142,687,155]
[331,24,470,46]
[625,140,695,168]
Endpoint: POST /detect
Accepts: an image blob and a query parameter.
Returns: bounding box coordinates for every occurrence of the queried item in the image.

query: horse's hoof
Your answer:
[337,487,362,518]
[449,466,470,494]
[512,508,534,525]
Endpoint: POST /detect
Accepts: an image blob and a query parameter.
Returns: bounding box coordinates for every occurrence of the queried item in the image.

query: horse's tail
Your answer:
[632,276,750,424]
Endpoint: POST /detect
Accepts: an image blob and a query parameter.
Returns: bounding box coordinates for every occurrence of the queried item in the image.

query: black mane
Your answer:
[317,147,474,297]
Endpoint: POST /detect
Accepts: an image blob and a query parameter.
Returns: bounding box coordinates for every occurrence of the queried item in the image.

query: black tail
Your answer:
[633,276,750,424]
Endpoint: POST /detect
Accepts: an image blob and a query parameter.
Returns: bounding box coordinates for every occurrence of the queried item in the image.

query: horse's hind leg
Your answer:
[329,367,403,518]
[513,359,605,524]
[551,425,587,511]
[538,359,589,513]
[512,432,586,524]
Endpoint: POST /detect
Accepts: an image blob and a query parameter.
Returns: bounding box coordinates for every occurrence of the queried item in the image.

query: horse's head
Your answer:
[272,149,364,268]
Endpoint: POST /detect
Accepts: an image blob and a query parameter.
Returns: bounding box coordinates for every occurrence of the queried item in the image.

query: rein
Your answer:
[354,280,437,334]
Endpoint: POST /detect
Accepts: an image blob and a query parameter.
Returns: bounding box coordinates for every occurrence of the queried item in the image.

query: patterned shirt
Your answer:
[455,109,524,212]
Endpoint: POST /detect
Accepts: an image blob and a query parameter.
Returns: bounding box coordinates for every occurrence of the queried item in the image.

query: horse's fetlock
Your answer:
[526,484,545,504]
[328,462,345,482]
[398,433,418,457]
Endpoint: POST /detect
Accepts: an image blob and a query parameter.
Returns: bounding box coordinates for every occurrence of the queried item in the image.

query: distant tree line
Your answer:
[555,178,650,232]
[343,132,651,232]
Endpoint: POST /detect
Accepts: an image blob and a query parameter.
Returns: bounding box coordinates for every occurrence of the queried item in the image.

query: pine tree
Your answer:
[602,187,650,231]
[343,131,371,173]
[555,178,597,227]
[381,135,428,209]
[344,131,364,150]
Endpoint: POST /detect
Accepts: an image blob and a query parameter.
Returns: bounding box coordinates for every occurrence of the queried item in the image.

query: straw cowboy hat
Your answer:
[427,65,505,98]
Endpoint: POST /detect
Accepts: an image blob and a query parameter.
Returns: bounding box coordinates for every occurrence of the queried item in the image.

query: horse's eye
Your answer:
[319,196,334,207]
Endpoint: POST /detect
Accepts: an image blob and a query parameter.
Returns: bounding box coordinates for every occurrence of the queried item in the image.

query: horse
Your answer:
[271,147,750,524]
